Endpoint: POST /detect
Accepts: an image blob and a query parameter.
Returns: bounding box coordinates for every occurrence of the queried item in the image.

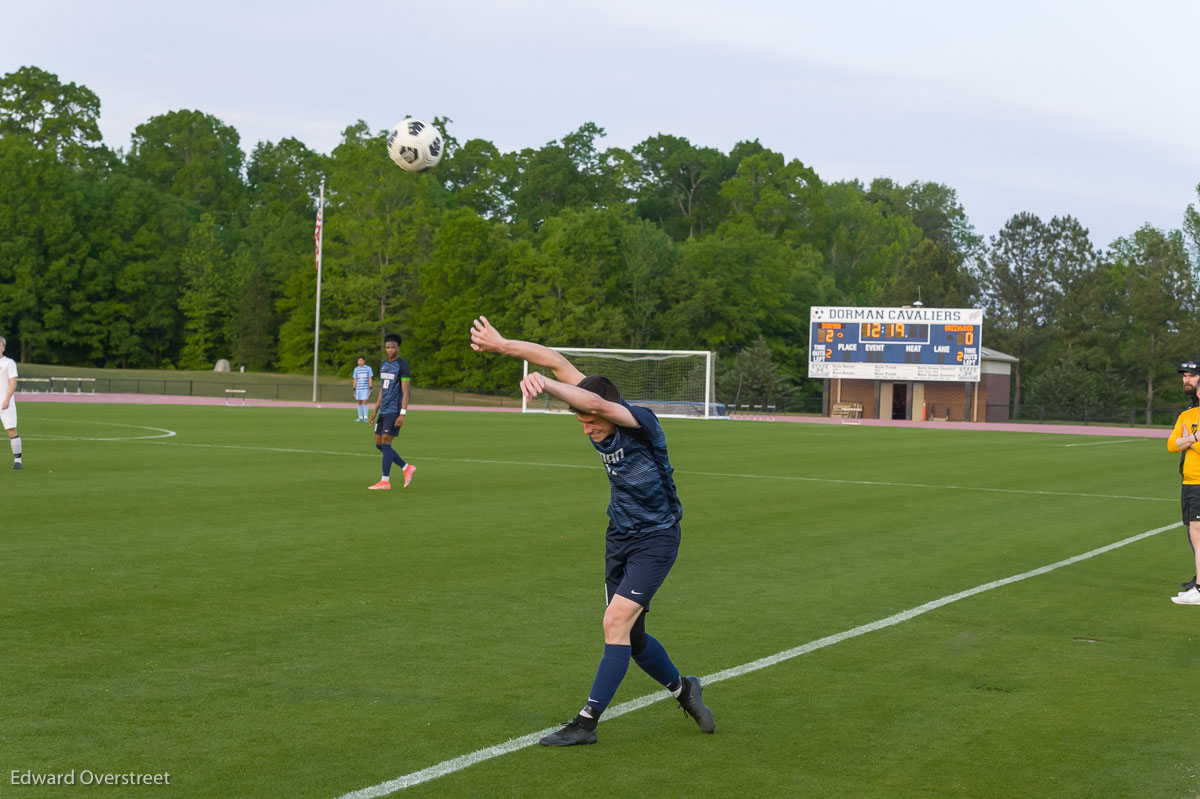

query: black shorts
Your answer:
[604,524,681,611]
[1182,484,1200,526]
[374,413,401,436]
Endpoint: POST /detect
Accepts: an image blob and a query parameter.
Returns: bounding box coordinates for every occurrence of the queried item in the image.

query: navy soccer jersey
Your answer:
[378,358,410,414]
[591,402,683,535]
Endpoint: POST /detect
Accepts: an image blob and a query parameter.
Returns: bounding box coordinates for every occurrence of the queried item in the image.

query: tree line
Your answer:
[2,65,1198,416]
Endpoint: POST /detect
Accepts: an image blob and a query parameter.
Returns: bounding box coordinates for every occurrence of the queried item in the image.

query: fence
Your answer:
[1010,404,1181,428]
[16,376,521,407]
[17,377,96,393]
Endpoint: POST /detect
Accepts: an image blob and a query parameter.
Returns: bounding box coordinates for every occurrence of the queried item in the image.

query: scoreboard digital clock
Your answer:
[808,306,984,382]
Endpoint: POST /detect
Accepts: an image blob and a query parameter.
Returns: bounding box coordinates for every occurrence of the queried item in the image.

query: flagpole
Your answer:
[312,178,325,403]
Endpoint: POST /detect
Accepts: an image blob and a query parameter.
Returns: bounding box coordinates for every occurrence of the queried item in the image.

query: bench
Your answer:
[831,402,862,419]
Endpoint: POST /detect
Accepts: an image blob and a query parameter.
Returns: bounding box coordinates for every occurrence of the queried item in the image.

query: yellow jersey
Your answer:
[1167,406,1200,484]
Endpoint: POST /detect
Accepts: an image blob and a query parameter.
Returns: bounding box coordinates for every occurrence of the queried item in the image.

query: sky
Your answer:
[3,0,1198,249]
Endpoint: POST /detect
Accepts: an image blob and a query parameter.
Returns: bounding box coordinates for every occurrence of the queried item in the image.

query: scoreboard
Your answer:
[808,306,984,382]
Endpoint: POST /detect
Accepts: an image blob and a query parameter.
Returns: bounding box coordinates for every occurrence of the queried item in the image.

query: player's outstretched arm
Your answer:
[470,315,585,386]
[521,372,639,429]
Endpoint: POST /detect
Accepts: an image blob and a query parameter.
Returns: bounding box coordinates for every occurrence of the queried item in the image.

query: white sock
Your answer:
[10,436,20,460]
[381,475,390,482]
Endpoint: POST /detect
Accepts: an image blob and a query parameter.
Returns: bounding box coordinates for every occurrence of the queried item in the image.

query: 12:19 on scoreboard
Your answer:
[808,307,984,382]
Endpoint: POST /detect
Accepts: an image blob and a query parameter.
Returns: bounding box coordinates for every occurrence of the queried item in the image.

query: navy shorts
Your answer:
[1182,484,1200,526]
[374,413,401,436]
[604,523,681,612]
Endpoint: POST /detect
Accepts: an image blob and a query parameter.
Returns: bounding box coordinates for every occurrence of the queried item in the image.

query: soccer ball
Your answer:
[386,118,444,173]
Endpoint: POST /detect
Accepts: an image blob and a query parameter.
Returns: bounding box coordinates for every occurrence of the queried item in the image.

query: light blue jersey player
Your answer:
[470,315,713,747]
[351,357,374,422]
[367,333,414,490]
[350,352,372,417]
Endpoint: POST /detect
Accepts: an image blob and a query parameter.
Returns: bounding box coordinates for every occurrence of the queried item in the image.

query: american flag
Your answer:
[314,206,323,271]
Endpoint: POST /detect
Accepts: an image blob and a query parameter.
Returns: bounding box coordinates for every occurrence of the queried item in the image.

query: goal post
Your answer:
[522,348,720,419]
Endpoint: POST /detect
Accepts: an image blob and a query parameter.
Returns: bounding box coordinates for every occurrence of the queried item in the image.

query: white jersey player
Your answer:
[0,335,22,470]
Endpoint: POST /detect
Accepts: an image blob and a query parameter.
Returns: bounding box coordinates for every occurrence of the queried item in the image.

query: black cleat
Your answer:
[677,676,715,733]
[12,462,21,470]
[539,719,597,747]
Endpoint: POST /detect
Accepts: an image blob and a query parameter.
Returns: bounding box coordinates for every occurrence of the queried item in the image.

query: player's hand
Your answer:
[1,400,7,410]
[520,371,546,402]
[470,316,506,354]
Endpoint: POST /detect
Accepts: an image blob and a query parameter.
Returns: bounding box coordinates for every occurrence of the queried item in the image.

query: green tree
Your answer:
[1111,225,1195,423]
[978,212,1050,416]
[283,121,443,374]
[881,239,976,308]
[178,214,232,369]
[502,207,633,348]
[662,220,830,379]
[720,150,823,246]
[718,336,796,409]
[237,137,327,368]
[1023,351,1128,410]
[0,136,88,362]
[633,134,731,240]
[411,208,510,388]
[0,66,102,162]
[439,138,509,220]
[127,110,246,219]
[1042,216,1105,360]
[505,122,633,231]
[819,180,922,303]
[867,178,981,257]
[1185,182,1200,267]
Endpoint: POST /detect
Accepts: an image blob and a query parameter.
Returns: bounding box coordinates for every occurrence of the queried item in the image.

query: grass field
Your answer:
[3,402,1198,798]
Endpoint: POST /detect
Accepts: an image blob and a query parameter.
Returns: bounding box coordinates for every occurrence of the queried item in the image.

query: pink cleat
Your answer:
[402,464,416,488]
[368,480,392,490]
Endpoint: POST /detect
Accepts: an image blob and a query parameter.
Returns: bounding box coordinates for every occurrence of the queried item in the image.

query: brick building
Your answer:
[823,346,1017,422]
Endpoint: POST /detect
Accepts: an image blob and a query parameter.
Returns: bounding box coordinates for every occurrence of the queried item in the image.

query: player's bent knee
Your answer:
[629,613,647,655]
[602,604,641,641]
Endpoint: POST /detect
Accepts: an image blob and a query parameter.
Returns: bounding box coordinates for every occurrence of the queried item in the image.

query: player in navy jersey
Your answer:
[351,356,374,422]
[367,333,415,490]
[470,315,713,746]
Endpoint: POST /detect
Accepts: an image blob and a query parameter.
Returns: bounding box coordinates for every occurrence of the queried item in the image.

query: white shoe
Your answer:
[1171,587,1200,605]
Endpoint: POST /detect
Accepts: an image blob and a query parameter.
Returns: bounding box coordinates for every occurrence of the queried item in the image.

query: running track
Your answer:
[19,391,1169,438]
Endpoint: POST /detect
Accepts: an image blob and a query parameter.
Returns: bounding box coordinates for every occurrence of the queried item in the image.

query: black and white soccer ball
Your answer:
[386,118,444,173]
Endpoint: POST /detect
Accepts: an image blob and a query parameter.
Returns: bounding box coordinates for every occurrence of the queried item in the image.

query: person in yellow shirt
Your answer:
[1166,359,1200,604]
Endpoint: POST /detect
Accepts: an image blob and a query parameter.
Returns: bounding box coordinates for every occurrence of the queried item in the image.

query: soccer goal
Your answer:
[522,348,720,418]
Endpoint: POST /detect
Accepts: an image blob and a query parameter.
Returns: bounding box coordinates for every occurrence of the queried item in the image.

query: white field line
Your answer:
[333,521,1182,798]
[45,437,1174,504]
[1063,438,1147,448]
[26,421,177,441]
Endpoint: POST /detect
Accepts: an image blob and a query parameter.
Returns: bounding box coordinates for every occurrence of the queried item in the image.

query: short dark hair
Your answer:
[384,333,402,346]
[569,375,622,413]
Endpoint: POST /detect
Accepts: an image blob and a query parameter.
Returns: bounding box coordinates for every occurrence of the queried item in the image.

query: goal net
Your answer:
[522,348,719,418]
